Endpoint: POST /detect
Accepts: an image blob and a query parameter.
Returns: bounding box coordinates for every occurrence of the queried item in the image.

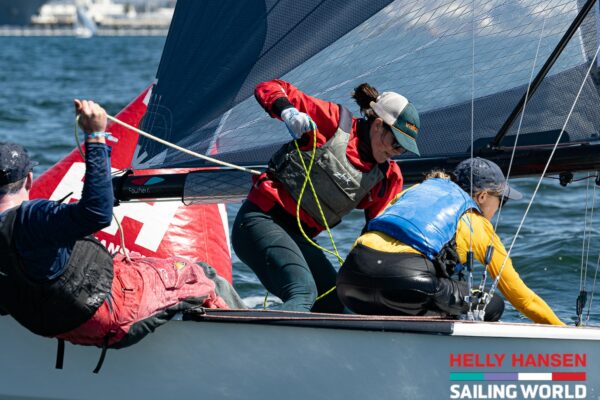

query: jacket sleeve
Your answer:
[15,143,114,248]
[358,161,404,222]
[254,79,340,138]
[457,212,565,326]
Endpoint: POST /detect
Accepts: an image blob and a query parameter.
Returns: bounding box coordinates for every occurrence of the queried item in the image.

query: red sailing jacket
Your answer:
[247,80,404,234]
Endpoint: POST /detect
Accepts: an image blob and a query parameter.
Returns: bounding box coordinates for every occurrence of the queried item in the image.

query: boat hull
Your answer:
[1,310,599,399]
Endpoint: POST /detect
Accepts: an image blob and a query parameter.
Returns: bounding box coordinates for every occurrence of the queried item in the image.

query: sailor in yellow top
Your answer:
[336,157,564,325]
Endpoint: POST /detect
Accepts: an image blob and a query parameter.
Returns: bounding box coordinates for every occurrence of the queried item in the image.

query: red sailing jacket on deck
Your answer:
[248,80,404,234]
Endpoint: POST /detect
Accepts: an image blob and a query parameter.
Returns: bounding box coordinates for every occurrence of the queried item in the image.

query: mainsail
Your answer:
[118,0,600,203]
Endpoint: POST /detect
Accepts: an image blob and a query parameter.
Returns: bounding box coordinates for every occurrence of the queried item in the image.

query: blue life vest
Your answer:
[367,178,480,260]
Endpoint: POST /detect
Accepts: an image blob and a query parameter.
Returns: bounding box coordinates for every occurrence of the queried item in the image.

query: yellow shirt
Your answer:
[355,210,564,326]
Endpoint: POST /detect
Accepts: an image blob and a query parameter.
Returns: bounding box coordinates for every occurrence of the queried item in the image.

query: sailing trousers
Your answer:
[57,255,245,348]
[232,200,343,313]
[337,244,505,320]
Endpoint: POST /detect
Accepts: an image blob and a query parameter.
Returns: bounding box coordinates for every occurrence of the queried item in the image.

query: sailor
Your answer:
[232,80,420,312]
[337,157,565,325]
[0,100,245,350]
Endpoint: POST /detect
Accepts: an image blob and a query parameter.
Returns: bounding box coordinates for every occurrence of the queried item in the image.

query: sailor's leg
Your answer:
[432,279,505,321]
[290,230,343,313]
[337,245,437,315]
[196,262,246,309]
[232,201,317,311]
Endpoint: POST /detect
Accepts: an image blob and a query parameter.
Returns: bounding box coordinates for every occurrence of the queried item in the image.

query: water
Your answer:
[1,36,598,325]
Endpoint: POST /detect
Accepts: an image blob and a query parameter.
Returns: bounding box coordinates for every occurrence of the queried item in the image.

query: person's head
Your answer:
[352,83,421,163]
[0,142,37,203]
[453,157,522,221]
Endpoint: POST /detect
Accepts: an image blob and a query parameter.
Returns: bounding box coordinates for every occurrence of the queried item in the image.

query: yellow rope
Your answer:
[263,123,344,308]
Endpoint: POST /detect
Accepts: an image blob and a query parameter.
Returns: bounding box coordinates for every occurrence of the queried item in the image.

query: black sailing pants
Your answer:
[337,244,504,321]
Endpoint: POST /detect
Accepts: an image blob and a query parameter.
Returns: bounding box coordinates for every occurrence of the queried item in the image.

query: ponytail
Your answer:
[352,83,380,120]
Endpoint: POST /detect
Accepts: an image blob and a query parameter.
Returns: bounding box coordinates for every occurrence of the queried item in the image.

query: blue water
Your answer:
[0,36,598,325]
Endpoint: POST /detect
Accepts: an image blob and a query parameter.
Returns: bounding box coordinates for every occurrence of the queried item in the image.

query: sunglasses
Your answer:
[491,192,508,207]
[385,125,406,153]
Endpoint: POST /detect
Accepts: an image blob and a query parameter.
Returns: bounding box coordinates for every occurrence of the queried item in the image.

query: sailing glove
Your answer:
[281,107,315,140]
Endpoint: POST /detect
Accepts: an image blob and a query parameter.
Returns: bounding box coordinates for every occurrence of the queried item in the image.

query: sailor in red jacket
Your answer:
[232,80,421,312]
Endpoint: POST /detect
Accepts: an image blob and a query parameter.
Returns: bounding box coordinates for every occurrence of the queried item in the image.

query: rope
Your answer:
[105,114,262,176]
[466,0,476,319]
[263,122,343,308]
[483,42,600,310]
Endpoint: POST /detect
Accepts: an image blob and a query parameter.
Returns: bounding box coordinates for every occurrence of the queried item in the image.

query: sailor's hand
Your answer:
[281,107,315,140]
[74,99,108,134]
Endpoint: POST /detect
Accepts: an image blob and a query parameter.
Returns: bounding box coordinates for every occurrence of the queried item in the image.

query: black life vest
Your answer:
[268,105,385,227]
[0,206,113,337]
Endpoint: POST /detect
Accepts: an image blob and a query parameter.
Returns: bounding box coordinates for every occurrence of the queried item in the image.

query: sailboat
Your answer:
[2,0,600,398]
[74,1,97,38]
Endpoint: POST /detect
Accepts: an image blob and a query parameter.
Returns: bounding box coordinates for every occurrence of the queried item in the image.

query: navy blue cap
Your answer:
[454,157,522,200]
[0,142,38,186]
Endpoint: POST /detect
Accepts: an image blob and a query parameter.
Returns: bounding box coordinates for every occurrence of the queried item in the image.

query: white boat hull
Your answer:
[1,310,599,399]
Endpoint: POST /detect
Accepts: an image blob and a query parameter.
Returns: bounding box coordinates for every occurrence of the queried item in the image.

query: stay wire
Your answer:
[483,42,600,311]
[478,13,547,300]
[580,178,592,292]
[466,0,476,319]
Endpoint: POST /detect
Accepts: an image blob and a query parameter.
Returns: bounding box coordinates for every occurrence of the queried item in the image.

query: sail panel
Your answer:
[133,0,600,203]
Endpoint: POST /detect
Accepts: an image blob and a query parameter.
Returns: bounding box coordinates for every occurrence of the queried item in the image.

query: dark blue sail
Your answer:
[135,0,395,168]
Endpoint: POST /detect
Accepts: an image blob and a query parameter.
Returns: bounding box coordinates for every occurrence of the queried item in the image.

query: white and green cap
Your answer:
[370,92,421,156]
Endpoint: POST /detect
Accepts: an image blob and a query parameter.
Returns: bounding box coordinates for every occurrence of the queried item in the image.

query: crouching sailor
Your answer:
[0,100,245,353]
[337,157,564,325]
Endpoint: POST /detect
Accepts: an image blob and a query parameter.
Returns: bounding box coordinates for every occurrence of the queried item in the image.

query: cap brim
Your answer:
[502,184,523,200]
[391,126,420,156]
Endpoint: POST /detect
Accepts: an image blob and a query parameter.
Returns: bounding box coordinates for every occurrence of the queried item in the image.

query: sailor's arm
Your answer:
[17,101,114,246]
[254,79,339,137]
[459,212,565,326]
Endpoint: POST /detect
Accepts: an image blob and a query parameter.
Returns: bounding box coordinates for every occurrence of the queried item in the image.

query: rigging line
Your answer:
[477,12,548,297]
[466,0,476,319]
[491,0,598,148]
[493,14,547,233]
[580,177,591,292]
[585,252,600,323]
[485,42,600,306]
[105,114,262,176]
[584,181,597,288]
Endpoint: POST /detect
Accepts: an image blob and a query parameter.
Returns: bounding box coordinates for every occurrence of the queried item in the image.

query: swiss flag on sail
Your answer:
[30,86,233,282]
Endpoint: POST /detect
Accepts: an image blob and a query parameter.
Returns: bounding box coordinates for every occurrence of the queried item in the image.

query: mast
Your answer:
[489,0,598,149]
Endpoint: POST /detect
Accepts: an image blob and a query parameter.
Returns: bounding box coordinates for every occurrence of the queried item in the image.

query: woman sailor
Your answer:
[337,157,565,325]
[232,80,420,312]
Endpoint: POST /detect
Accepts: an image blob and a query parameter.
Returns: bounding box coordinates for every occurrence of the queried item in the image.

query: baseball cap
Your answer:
[370,92,421,156]
[454,157,522,201]
[0,142,38,186]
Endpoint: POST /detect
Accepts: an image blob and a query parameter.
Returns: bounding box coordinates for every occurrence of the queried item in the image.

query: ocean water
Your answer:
[0,36,598,325]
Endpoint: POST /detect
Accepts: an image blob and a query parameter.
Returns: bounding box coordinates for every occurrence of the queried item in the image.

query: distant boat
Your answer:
[74,4,96,38]
[0,0,48,26]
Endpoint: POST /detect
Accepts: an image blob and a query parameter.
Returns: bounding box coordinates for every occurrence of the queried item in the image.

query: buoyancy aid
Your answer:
[0,206,113,337]
[367,178,480,276]
[268,105,385,227]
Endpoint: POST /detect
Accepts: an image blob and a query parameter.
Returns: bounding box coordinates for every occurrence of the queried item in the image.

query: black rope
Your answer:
[55,339,65,370]
[93,334,111,374]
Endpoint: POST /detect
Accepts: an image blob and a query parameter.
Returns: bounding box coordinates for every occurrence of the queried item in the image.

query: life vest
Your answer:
[0,206,113,337]
[367,178,480,276]
[268,105,385,227]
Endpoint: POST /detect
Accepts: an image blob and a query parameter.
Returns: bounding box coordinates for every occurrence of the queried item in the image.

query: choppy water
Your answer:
[1,36,598,325]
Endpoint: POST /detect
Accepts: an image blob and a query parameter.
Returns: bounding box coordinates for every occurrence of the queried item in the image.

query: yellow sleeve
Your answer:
[456,212,564,326]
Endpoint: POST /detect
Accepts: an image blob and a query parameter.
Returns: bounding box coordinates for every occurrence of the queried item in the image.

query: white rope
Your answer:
[466,0,476,319]
[584,182,597,288]
[485,42,600,304]
[106,114,262,176]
